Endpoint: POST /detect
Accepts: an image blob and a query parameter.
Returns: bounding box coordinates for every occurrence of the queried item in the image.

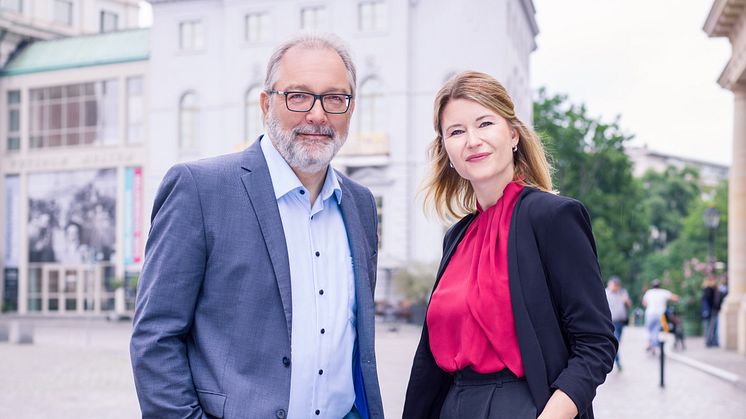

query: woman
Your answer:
[403,71,616,419]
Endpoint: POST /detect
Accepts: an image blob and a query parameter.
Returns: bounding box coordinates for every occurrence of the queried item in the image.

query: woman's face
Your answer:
[440,99,518,194]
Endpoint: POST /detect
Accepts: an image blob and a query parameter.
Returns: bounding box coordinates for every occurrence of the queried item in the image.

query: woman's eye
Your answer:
[449,129,464,136]
[479,121,494,128]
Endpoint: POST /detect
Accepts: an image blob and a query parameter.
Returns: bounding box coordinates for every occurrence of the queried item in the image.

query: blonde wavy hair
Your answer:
[423,71,553,221]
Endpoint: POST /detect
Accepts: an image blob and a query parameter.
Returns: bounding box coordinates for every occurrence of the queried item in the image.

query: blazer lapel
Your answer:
[337,181,372,303]
[239,138,293,338]
[337,179,375,417]
[507,188,550,408]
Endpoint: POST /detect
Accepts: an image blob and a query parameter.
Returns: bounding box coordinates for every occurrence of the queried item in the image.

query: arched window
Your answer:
[244,86,263,142]
[357,77,385,138]
[179,91,199,150]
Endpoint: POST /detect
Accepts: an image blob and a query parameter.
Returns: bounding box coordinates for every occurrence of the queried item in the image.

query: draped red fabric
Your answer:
[427,181,525,377]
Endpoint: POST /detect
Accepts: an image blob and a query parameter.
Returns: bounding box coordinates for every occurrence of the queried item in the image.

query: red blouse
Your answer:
[427,181,525,376]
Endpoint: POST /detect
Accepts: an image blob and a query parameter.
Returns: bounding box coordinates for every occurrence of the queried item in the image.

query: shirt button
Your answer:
[320,328,325,334]
[315,251,320,257]
[319,289,324,295]
[276,409,286,418]
[299,190,305,195]
[282,357,290,367]
[318,369,323,375]
[315,410,320,415]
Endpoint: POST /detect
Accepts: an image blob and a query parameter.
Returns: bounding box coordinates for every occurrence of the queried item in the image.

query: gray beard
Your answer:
[265,110,346,174]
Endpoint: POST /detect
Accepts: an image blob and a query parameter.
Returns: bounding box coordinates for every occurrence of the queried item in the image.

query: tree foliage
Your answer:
[641,166,701,249]
[533,88,649,293]
[532,88,728,315]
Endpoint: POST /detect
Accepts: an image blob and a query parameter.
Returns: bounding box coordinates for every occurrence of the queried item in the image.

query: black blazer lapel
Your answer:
[507,188,551,408]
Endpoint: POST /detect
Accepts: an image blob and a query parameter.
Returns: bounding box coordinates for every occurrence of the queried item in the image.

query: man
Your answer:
[605,276,631,370]
[704,275,728,347]
[130,34,383,419]
[642,279,679,355]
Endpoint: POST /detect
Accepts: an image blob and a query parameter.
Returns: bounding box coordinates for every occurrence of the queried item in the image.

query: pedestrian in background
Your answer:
[642,279,679,355]
[403,71,616,419]
[702,275,718,347]
[605,276,631,370]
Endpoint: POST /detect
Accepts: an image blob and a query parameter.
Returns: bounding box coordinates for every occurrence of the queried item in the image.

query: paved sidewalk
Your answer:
[594,326,746,418]
[2,319,746,418]
[665,332,746,391]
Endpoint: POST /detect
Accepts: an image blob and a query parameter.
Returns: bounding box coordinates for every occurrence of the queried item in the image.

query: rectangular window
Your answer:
[126,76,144,144]
[28,80,118,149]
[7,90,21,151]
[358,1,386,32]
[53,0,73,26]
[244,12,269,43]
[301,6,327,31]
[0,0,23,13]
[99,10,118,32]
[179,20,204,50]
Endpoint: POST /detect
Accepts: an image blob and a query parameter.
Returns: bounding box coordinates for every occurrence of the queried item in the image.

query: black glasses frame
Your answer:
[268,90,353,114]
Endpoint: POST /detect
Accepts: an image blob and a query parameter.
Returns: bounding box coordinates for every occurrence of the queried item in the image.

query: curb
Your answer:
[666,351,746,392]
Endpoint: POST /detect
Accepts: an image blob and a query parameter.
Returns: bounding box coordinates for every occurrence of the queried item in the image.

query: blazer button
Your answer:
[282,357,290,367]
[276,409,286,418]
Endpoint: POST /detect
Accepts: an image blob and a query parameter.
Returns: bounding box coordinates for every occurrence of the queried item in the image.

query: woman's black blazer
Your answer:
[403,187,617,419]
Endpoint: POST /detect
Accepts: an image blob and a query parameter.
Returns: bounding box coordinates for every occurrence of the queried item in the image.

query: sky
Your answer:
[531,0,733,165]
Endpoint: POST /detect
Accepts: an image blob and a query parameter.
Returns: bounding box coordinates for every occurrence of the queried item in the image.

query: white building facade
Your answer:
[1,0,141,65]
[0,0,146,315]
[626,145,730,187]
[705,0,746,356]
[146,0,539,301]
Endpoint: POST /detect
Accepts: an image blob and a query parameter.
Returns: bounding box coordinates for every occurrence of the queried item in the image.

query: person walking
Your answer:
[642,279,679,355]
[130,34,383,419]
[605,276,631,370]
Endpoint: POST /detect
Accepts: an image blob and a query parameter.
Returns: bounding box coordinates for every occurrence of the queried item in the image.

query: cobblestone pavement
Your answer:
[1,319,745,418]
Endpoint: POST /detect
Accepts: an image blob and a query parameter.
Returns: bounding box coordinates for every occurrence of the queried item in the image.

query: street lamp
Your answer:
[703,207,721,272]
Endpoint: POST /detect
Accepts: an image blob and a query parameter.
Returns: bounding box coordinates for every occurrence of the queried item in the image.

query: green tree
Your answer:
[641,180,728,325]
[533,89,649,297]
[641,166,701,249]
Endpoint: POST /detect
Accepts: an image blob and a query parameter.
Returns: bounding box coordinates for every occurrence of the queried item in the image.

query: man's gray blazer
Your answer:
[130,138,384,418]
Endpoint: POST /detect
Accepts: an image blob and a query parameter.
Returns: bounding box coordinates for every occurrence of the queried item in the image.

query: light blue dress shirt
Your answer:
[260,136,357,419]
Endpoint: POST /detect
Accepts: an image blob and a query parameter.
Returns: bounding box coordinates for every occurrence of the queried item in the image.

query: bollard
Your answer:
[0,322,9,342]
[9,320,34,344]
[659,339,665,388]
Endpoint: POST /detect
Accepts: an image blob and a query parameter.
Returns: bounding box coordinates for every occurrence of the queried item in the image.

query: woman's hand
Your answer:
[537,389,578,419]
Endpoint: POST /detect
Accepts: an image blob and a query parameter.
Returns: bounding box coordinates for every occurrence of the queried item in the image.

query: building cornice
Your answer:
[704,0,746,37]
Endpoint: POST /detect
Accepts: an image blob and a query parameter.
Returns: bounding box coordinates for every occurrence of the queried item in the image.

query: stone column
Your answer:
[720,87,746,354]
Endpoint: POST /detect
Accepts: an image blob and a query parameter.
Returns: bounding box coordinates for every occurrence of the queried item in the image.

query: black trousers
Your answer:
[440,368,537,419]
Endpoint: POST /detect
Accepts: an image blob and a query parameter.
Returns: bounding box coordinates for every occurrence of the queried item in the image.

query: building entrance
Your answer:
[27,264,116,314]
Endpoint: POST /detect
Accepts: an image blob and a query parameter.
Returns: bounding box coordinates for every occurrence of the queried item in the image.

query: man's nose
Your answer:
[305,98,328,124]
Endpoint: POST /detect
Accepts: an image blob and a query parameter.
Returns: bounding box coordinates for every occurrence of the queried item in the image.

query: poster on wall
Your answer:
[28,169,117,263]
[4,175,20,268]
[123,167,143,265]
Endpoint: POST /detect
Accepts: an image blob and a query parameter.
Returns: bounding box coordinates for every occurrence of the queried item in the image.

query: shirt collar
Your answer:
[260,135,342,204]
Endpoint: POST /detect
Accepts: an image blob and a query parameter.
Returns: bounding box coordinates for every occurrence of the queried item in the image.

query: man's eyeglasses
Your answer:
[268,90,353,114]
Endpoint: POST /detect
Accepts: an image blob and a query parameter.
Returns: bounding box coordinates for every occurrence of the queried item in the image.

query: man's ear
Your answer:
[260,90,270,117]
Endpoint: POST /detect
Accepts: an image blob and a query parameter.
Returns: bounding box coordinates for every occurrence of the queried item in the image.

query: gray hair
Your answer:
[264,33,357,95]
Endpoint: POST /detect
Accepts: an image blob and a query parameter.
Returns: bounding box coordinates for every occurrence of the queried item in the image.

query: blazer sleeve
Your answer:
[538,199,617,414]
[402,225,463,419]
[129,163,208,418]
